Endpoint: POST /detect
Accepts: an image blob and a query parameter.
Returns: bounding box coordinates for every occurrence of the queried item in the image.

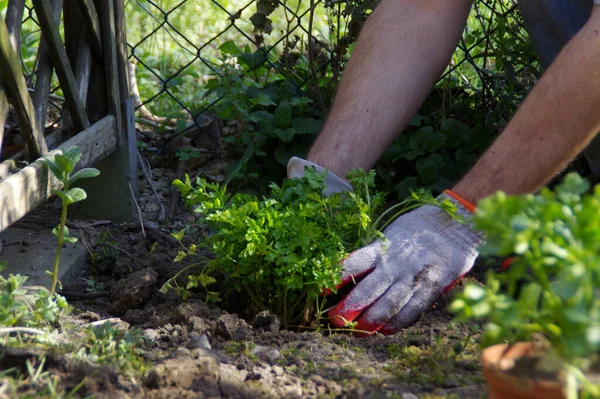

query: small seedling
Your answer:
[43,147,100,295]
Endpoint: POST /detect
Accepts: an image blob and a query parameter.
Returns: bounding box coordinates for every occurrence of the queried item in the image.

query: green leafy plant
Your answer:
[0,261,68,332]
[163,168,384,326]
[163,168,458,328]
[75,323,150,373]
[450,173,600,398]
[42,147,100,295]
[204,41,324,189]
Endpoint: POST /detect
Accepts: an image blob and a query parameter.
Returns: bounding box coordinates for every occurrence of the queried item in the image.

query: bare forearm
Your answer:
[454,6,600,203]
[309,0,472,177]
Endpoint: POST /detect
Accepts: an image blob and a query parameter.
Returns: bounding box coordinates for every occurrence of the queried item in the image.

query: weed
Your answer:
[42,147,100,295]
[74,322,150,375]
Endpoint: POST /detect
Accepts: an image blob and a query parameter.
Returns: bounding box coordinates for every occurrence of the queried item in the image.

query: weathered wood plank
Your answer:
[0,18,45,159]
[31,0,90,133]
[0,0,26,158]
[78,0,103,59]
[33,0,63,136]
[99,0,122,145]
[75,35,93,108]
[114,0,129,101]
[0,115,116,232]
[5,0,25,51]
[0,160,17,182]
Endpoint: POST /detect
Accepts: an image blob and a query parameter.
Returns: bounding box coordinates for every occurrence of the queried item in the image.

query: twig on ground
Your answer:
[96,242,138,262]
[137,149,166,221]
[0,327,46,336]
[129,181,146,238]
[82,318,125,328]
[57,291,109,299]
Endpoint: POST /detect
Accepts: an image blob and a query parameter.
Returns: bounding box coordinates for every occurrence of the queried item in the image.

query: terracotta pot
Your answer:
[481,342,565,399]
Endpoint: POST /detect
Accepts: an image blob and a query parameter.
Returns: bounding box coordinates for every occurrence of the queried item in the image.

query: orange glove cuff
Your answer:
[443,190,476,214]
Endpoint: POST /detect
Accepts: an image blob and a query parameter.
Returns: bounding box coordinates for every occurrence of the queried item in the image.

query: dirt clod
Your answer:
[216,314,253,341]
[253,310,281,333]
[252,345,281,363]
[110,267,158,315]
[187,334,211,350]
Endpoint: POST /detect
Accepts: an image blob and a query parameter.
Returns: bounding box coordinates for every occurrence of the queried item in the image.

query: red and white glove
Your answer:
[287,157,484,335]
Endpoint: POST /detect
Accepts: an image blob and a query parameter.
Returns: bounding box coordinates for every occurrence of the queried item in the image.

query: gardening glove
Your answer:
[329,190,483,334]
[328,190,484,335]
[287,156,353,194]
[286,157,484,335]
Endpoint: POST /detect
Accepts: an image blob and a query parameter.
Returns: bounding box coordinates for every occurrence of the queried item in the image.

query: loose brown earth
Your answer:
[1,166,488,399]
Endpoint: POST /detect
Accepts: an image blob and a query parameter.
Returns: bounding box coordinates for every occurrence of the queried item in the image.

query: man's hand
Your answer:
[329,192,483,335]
[288,157,483,335]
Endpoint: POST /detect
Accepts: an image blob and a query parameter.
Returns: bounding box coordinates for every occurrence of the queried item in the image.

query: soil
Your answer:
[0,163,488,399]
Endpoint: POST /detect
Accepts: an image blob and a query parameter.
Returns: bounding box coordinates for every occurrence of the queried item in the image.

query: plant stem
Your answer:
[51,197,69,295]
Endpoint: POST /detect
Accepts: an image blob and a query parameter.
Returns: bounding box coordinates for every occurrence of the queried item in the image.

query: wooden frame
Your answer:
[0,0,133,233]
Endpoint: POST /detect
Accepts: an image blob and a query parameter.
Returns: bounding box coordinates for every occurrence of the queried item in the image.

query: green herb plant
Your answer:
[43,147,100,295]
[163,168,458,328]
[0,261,68,337]
[450,173,600,398]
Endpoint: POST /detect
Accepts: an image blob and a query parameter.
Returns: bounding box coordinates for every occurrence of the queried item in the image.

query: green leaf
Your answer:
[44,158,65,181]
[219,40,240,56]
[290,118,322,135]
[67,188,87,203]
[274,102,292,128]
[68,168,100,185]
[55,154,73,174]
[52,189,74,205]
[64,235,78,244]
[463,284,486,302]
[0,260,7,272]
[273,128,296,142]
[174,251,187,262]
[254,93,276,107]
[65,147,82,166]
[224,143,256,185]
[172,230,185,241]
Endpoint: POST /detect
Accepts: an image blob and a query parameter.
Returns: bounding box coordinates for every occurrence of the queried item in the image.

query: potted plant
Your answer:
[450,173,600,399]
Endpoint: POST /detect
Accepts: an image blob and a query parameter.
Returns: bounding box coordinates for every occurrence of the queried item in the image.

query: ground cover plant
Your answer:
[450,173,600,398]
[163,168,462,330]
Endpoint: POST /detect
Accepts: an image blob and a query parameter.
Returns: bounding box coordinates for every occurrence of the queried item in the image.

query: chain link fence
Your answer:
[126,0,538,130]
[7,1,539,138]
[3,0,540,192]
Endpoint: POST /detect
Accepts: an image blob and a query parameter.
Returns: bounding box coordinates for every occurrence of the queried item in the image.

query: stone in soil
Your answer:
[252,310,281,333]
[109,267,158,315]
[216,314,253,341]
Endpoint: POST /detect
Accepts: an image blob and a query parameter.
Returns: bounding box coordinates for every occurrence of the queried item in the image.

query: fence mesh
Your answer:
[126,0,538,131]
[4,0,539,170]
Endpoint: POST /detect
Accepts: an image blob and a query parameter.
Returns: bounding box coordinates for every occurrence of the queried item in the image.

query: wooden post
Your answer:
[99,0,121,145]
[32,0,63,139]
[0,18,45,159]
[78,0,104,59]
[31,0,90,133]
[114,0,138,196]
[70,0,134,222]
[0,0,25,157]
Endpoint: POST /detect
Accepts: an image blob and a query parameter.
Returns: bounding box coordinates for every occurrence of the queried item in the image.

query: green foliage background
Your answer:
[1,0,539,195]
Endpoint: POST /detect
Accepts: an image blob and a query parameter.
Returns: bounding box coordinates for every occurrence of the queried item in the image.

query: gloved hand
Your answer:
[287,156,353,194]
[287,157,484,335]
